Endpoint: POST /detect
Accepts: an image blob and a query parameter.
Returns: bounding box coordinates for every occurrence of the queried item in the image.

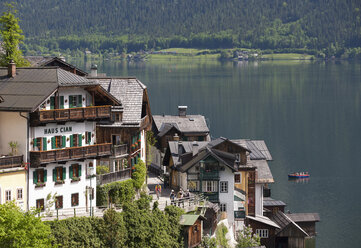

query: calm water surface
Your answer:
[71,58,361,248]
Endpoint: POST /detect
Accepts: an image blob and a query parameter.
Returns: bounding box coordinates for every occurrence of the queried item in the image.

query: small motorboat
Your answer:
[288,172,310,178]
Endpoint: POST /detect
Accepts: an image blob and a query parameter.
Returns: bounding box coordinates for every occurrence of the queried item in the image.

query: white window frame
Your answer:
[256,229,269,238]
[5,190,11,202]
[202,181,218,192]
[220,203,227,212]
[17,188,23,200]
[235,172,242,184]
[220,181,228,193]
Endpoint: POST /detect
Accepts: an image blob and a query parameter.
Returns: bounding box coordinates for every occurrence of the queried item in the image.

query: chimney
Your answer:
[90,64,98,77]
[178,141,183,156]
[178,106,187,117]
[59,56,66,62]
[192,141,199,156]
[8,60,16,78]
[173,133,179,141]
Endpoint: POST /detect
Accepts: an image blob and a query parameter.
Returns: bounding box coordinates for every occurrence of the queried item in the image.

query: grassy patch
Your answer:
[261,53,315,60]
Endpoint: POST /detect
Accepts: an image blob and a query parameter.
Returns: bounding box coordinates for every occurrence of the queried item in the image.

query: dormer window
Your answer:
[69,95,82,108]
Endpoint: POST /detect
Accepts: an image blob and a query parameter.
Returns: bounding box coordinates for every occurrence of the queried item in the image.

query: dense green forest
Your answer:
[2,0,361,56]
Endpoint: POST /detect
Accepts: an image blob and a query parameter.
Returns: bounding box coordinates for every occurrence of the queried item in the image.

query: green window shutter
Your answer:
[69,96,73,108]
[78,134,82,147]
[43,137,47,151]
[77,95,82,107]
[79,164,82,177]
[50,96,55,110]
[69,165,73,179]
[33,171,37,184]
[70,135,73,147]
[53,169,56,182]
[44,170,47,182]
[62,136,66,148]
[51,137,55,149]
[60,96,64,109]
[63,167,66,180]
[33,138,37,149]
[87,132,91,144]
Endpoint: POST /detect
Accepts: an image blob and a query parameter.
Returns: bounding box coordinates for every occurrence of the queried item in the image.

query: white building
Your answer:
[0,64,120,214]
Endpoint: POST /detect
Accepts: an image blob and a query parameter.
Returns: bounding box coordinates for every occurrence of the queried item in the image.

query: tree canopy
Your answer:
[0,201,52,248]
[0,3,29,66]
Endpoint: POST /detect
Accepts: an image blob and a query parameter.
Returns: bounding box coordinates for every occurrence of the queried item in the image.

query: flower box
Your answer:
[71,177,81,182]
[55,180,65,185]
[35,182,46,188]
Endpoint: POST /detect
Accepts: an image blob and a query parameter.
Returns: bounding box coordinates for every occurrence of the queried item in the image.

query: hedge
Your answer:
[96,179,135,207]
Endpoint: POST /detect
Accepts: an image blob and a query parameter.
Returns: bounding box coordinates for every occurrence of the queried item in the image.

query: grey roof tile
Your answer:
[286,213,320,222]
[153,114,209,134]
[263,197,286,207]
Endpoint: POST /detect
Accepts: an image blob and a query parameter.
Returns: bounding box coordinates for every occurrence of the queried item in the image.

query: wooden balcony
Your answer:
[96,168,131,185]
[30,105,112,126]
[30,143,111,167]
[112,144,128,157]
[0,155,23,169]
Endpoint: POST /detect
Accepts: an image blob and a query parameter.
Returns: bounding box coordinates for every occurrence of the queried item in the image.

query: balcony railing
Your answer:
[200,171,220,180]
[30,143,112,167]
[30,105,112,125]
[96,168,131,185]
[112,144,128,157]
[202,192,219,203]
[0,155,23,169]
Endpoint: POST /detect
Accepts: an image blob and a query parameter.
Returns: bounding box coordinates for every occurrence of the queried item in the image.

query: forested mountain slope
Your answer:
[2,0,361,52]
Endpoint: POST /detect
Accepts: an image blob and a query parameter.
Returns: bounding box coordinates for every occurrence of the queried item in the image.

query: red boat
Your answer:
[288,172,310,178]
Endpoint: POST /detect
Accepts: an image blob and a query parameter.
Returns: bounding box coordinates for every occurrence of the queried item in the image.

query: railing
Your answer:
[202,192,219,203]
[112,144,128,157]
[30,143,111,167]
[96,168,132,185]
[30,105,112,125]
[200,171,220,180]
[0,155,23,169]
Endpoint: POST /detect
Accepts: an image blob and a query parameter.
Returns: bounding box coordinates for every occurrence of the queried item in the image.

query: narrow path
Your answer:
[147,172,172,210]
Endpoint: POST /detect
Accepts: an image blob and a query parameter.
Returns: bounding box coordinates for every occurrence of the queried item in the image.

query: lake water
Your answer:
[71,58,361,248]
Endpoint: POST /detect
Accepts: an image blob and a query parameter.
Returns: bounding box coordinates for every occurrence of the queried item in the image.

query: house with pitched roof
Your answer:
[163,136,274,233]
[0,63,119,214]
[88,71,152,182]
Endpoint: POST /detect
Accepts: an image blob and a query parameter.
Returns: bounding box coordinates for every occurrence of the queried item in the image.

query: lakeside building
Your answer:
[151,106,210,174]
[87,67,152,185]
[163,136,274,234]
[0,63,119,213]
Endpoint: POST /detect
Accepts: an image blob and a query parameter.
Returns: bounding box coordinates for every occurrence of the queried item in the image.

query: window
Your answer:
[220,181,228,193]
[51,136,66,149]
[235,173,241,184]
[33,169,47,184]
[71,193,79,206]
[85,131,92,144]
[17,188,23,200]
[69,95,82,108]
[202,181,218,192]
[55,195,63,209]
[5,190,11,202]
[70,134,82,147]
[112,113,122,122]
[36,199,45,212]
[112,135,122,145]
[53,167,66,183]
[70,164,81,180]
[220,203,227,212]
[256,229,269,238]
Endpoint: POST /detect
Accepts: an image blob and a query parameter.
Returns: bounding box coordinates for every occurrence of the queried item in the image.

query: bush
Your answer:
[96,179,135,207]
[46,217,104,248]
[131,160,147,189]
[96,165,109,175]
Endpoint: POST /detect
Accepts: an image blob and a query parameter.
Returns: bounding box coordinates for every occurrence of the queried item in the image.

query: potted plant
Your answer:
[8,141,19,156]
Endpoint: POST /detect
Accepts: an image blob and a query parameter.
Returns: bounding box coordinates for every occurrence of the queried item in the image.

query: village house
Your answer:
[151,106,210,174]
[0,62,119,214]
[87,67,152,184]
[163,137,275,235]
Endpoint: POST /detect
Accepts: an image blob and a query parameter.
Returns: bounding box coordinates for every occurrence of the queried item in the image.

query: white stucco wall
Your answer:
[29,159,96,212]
[0,111,28,160]
[30,121,96,151]
[219,166,235,225]
[43,88,92,110]
[255,183,264,216]
[140,129,146,162]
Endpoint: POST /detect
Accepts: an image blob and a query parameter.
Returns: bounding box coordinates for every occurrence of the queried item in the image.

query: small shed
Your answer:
[180,214,205,248]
